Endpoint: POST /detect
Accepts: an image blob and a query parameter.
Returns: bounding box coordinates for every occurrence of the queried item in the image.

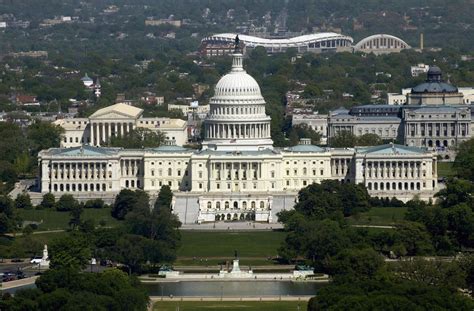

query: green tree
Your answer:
[68,203,83,230]
[55,194,79,212]
[394,222,434,256]
[39,193,55,209]
[330,130,356,148]
[357,133,383,146]
[0,195,17,234]
[325,248,385,281]
[27,121,64,154]
[14,193,33,209]
[453,138,474,181]
[49,234,91,270]
[392,258,466,290]
[83,198,105,209]
[112,189,149,220]
[108,128,165,148]
[435,178,474,208]
[154,185,173,210]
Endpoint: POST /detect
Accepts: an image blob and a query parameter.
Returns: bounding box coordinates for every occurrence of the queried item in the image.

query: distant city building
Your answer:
[81,73,94,88]
[328,66,473,160]
[354,34,410,55]
[53,103,188,148]
[411,63,430,77]
[168,103,210,119]
[9,51,48,58]
[292,113,328,144]
[15,94,40,106]
[200,32,353,56]
[145,18,182,27]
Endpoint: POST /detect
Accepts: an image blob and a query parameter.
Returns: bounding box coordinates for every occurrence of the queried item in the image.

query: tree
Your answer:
[356,133,383,146]
[49,234,91,270]
[55,194,79,212]
[108,128,165,148]
[83,198,105,209]
[330,130,356,148]
[39,193,55,209]
[14,193,32,209]
[325,248,385,281]
[112,189,149,220]
[392,258,466,291]
[68,204,83,230]
[0,195,17,234]
[453,138,474,181]
[308,278,474,311]
[435,179,474,208]
[27,121,63,154]
[154,185,173,210]
[4,268,149,310]
[394,222,434,256]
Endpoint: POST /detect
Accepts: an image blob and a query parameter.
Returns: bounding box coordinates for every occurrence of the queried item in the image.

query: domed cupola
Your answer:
[202,52,273,151]
[412,65,458,94]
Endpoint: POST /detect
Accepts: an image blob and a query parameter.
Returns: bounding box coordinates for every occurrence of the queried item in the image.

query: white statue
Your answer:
[40,244,50,267]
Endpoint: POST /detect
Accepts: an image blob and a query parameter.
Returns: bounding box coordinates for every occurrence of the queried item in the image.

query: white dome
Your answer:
[202,52,274,152]
[214,72,261,97]
[213,54,262,98]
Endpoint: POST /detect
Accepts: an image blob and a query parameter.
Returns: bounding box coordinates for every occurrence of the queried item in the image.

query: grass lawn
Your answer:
[347,207,407,226]
[17,208,120,231]
[437,162,455,179]
[153,301,306,311]
[178,231,286,259]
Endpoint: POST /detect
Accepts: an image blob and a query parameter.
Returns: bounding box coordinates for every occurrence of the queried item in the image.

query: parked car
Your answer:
[30,256,42,264]
[11,258,24,263]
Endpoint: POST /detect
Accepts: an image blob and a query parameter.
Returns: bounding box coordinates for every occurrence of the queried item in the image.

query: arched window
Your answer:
[251,201,256,209]
[216,202,221,210]
[260,201,265,209]
[233,201,238,209]
[207,201,212,209]
[242,201,247,209]
[225,201,229,209]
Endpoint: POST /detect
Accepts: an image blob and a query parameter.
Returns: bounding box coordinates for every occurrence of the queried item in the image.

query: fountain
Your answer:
[219,250,253,278]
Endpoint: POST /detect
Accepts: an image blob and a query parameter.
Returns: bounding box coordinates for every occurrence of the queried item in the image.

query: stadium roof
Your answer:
[203,33,353,47]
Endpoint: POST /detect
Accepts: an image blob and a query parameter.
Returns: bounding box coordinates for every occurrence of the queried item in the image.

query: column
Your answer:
[90,123,95,146]
[101,123,106,145]
[107,123,111,142]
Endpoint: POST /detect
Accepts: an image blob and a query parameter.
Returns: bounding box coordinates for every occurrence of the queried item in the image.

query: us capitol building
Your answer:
[37,52,438,224]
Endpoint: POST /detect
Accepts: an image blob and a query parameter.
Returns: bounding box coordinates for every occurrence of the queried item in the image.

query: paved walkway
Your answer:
[351,224,395,229]
[151,296,312,302]
[0,276,38,290]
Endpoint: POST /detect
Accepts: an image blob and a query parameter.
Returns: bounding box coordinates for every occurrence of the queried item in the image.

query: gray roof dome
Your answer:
[412,65,458,93]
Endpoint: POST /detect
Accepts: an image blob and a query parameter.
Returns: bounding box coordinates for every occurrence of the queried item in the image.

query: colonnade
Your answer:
[210,162,262,181]
[331,158,352,176]
[49,162,108,180]
[90,121,135,146]
[206,123,270,139]
[406,122,469,138]
[120,159,141,177]
[365,160,424,179]
[47,161,110,193]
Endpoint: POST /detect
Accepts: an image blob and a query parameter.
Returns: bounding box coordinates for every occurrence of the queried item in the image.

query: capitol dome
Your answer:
[214,71,261,98]
[202,52,273,151]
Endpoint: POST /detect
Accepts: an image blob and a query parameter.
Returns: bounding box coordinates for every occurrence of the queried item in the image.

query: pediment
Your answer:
[90,111,137,120]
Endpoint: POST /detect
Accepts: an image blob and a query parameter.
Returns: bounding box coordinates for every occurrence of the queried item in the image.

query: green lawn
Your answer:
[437,162,455,179]
[178,231,286,259]
[17,208,120,230]
[347,207,407,226]
[153,301,307,311]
